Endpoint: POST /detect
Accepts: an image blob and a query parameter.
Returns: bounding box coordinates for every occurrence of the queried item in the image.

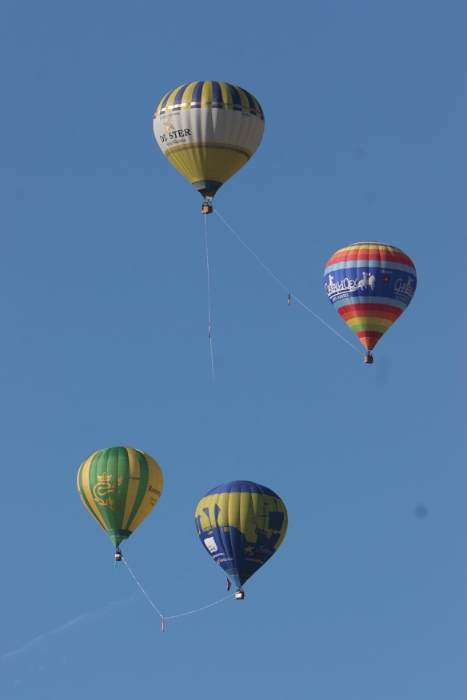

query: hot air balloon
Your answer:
[153,81,265,213]
[195,480,288,599]
[324,241,417,363]
[77,446,163,560]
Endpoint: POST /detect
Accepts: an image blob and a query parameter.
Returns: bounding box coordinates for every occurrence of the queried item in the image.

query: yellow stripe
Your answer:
[79,452,108,530]
[146,453,163,494]
[167,142,252,159]
[337,243,402,254]
[128,452,163,531]
[236,86,251,112]
[220,82,232,108]
[346,317,393,330]
[164,88,179,112]
[201,81,213,104]
[121,447,141,530]
[166,143,250,187]
[183,82,196,105]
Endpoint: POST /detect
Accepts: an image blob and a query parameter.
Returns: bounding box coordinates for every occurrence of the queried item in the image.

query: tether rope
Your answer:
[213,208,364,356]
[123,558,233,631]
[204,214,215,379]
[123,558,164,619]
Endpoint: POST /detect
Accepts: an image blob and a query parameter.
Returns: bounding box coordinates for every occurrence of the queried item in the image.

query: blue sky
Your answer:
[0,2,466,699]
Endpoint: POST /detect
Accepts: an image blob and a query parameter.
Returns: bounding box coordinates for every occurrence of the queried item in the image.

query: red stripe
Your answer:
[339,306,402,322]
[338,302,403,313]
[327,251,413,266]
[326,246,415,268]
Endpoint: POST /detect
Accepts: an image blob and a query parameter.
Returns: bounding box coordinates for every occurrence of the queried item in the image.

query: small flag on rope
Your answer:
[288,294,291,306]
[161,618,165,633]
[226,578,231,591]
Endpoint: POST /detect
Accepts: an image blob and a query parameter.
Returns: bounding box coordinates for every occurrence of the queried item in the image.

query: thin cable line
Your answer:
[123,558,163,619]
[123,558,233,626]
[204,214,215,378]
[213,208,364,356]
[164,593,233,620]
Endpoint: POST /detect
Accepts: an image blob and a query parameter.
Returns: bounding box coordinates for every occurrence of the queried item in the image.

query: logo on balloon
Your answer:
[93,472,125,512]
[394,276,415,303]
[163,117,175,132]
[204,537,218,554]
[159,125,192,144]
[325,270,376,301]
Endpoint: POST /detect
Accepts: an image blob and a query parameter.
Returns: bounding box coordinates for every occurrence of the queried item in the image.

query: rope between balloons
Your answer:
[123,558,233,632]
[213,208,364,356]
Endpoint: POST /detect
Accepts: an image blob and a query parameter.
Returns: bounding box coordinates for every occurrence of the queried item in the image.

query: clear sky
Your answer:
[0,2,466,699]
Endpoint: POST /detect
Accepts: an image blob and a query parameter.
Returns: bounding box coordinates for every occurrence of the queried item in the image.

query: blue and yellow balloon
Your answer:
[195,480,288,596]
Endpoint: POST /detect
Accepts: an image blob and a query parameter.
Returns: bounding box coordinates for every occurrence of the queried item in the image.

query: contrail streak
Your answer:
[0,596,132,663]
[0,614,90,662]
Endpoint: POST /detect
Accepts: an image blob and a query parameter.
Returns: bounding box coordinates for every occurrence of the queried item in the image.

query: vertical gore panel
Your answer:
[211,81,223,107]
[124,450,150,531]
[191,81,205,106]
[77,452,107,530]
[121,447,141,530]
[172,83,190,110]
[159,90,172,114]
[226,83,242,110]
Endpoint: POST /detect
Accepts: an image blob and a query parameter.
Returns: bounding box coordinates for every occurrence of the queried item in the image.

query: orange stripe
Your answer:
[340,308,401,322]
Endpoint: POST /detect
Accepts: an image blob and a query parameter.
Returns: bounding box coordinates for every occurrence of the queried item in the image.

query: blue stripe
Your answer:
[211,81,223,108]
[324,266,417,304]
[205,480,279,497]
[325,260,416,274]
[243,88,257,114]
[226,83,243,111]
[172,83,190,111]
[191,81,204,107]
[252,93,264,119]
[332,296,408,311]
[159,91,172,113]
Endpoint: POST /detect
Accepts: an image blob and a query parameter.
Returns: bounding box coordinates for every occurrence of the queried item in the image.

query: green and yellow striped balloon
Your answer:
[77,446,163,547]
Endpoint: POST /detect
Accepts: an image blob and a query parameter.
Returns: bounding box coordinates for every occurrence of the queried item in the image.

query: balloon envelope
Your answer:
[77,446,163,547]
[153,81,265,199]
[195,480,288,588]
[324,241,417,351]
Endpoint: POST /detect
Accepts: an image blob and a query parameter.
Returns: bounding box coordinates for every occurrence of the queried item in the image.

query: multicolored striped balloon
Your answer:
[195,481,288,591]
[324,242,417,357]
[77,446,163,548]
[153,81,264,200]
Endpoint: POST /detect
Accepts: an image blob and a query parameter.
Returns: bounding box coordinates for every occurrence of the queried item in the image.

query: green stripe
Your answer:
[351,323,389,334]
[125,451,149,531]
[92,447,129,532]
[106,529,132,547]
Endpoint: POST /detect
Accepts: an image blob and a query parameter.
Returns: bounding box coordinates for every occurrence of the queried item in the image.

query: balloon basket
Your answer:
[364,352,374,364]
[201,202,213,215]
[234,589,245,600]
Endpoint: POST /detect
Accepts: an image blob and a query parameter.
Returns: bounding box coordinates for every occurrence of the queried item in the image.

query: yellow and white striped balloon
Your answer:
[153,81,265,200]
